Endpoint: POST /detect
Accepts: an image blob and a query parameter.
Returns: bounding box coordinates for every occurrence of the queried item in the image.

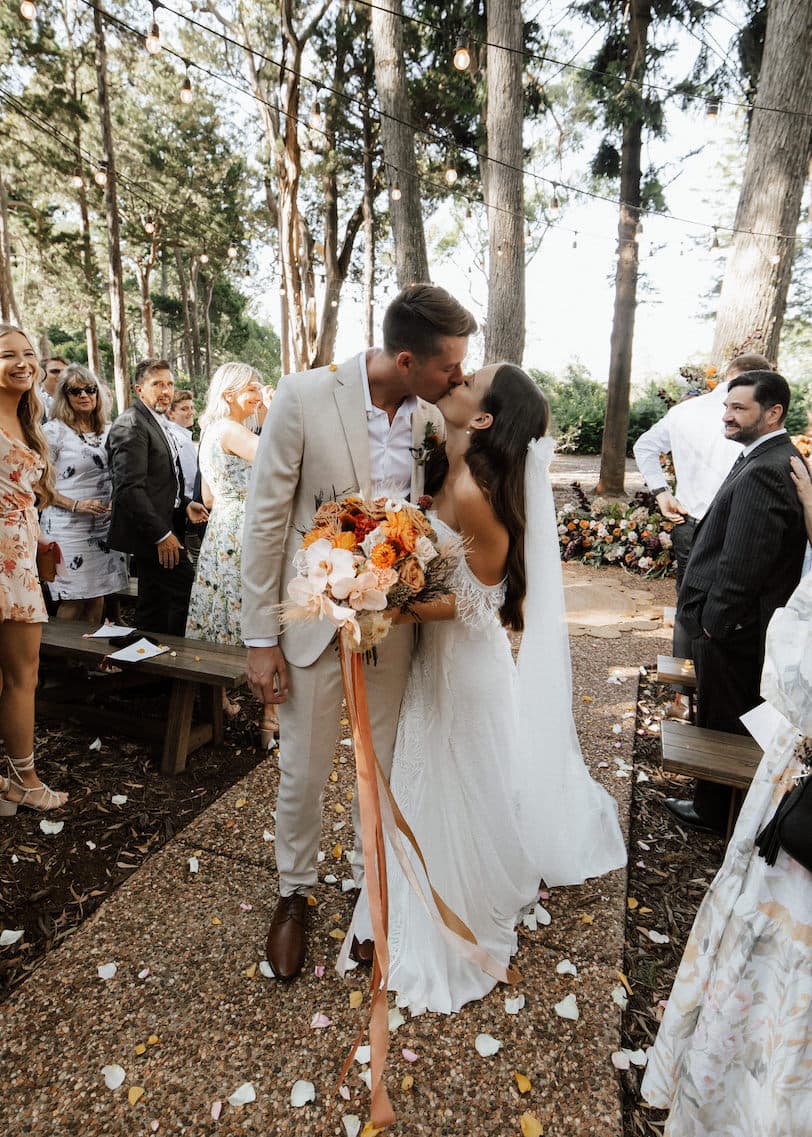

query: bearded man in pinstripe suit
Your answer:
[666,370,809,833]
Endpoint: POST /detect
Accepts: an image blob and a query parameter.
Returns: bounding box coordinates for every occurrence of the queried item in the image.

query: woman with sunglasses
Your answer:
[39,364,127,623]
[0,323,67,814]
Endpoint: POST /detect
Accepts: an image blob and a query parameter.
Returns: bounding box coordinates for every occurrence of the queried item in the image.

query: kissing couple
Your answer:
[242,283,627,1013]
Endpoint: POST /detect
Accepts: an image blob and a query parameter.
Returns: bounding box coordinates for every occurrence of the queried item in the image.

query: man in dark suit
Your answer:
[666,370,808,833]
[107,359,207,634]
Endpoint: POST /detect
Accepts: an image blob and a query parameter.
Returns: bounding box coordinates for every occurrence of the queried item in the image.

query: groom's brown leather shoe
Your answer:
[266,894,309,980]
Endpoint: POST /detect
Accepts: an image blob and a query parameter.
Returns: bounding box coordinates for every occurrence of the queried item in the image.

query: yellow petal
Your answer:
[128,1086,145,1106]
[514,1072,532,1094]
[360,1125,383,1137]
[328,928,346,940]
[349,990,364,1010]
[329,771,339,783]
[333,803,345,813]
[340,717,349,726]
[235,798,248,809]
[134,1043,146,1055]
[244,963,257,978]
[401,1074,414,1091]
[615,970,633,996]
[332,843,343,860]
[211,916,222,926]
[346,790,354,802]
[147,1035,159,1046]
[520,1112,543,1137]
[639,906,652,915]
[581,695,593,703]
[307,895,318,907]
[579,914,594,925]
[627,897,639,910]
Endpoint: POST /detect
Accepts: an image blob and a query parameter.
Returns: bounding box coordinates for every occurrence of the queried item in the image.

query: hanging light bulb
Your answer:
[93,166,108,187]
[572,233,578,250]
[145,9,161,55]
[550,184,560,215]
[309,100,322,130]
[180,73,193,104]
[330,299,338,308]
[227,245,238,259]
[496,242,504,257]
[769,252,781,266]
[19,1,37,20]
[144,214,155,235]
[710,227,720,251]
[705,95,720,120]
[444,161,458,186]
[70,173,84,189]
[199,253,209,264]
[391,181,402,201]
[452,33,471,72]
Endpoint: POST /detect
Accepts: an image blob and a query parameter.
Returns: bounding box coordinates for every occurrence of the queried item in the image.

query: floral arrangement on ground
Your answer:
[557,484,676,577]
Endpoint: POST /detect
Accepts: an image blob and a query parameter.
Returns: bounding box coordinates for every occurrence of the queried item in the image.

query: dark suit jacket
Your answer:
[106,399,187,557]
[678,432,807,643]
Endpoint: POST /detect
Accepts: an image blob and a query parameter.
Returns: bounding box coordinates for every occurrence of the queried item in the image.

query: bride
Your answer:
[340,362,627,1013]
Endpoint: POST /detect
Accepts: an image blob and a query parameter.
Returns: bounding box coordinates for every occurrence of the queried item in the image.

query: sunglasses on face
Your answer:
[67,385,98,396]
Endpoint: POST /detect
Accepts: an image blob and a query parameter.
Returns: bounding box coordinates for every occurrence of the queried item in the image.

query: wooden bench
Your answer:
[660,719,763,840]
[656,653,697,721]
[37,622,248,775]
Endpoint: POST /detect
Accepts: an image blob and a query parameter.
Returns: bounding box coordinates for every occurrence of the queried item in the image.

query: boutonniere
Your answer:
[410,421,441,468]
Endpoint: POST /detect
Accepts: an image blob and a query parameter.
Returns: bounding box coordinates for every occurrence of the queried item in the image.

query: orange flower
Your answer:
[332,531,357,551]
[706,379,718,390]
[370,541,397,569]
[302,527,333,548]
[567,522,576,531]
[704,365,718,379]
[382,510,418,552]
[579,520,589,530]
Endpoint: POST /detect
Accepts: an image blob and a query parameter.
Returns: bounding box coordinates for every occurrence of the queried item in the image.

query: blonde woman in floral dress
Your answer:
[185,363,279,741]
[0,324,67,815]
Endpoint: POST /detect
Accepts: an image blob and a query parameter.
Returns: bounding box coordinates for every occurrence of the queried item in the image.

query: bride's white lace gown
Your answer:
[343,466,627,1012]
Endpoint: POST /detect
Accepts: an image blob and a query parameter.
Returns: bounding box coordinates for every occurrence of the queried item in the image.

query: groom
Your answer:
[242,284,477,980]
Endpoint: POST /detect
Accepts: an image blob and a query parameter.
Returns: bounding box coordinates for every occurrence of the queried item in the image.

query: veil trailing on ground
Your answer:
[516,436,627,887]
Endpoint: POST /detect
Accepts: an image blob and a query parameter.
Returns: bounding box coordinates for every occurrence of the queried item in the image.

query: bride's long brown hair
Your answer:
[426,363,549,631]
[0,324,55,506]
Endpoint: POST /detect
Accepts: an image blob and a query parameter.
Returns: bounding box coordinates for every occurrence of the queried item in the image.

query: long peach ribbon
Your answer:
[334,632,520,1128]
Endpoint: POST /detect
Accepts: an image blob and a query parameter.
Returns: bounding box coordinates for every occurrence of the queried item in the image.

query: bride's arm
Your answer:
[387,595,456,625]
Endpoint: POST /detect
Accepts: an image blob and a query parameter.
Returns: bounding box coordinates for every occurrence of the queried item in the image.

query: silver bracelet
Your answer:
[71,499,78,513]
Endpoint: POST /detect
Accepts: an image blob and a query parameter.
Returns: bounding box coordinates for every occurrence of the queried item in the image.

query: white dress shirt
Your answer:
[742,427,787,456]
[633,382,741,521]
[246,353,417,649]
[165,420,198,498]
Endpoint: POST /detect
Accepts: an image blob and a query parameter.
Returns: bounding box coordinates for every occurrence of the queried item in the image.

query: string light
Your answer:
[710,227,720,250]
[308,100,322,130]
[227,244,238,258]
[330,299,338,307]
[769,252,780,265]
[452,33,471,72]
[93,164,108,187]
[145,3,161,55]
[199,252,209,264]
[180,69,193,104]
[19,1,37,19]
[70,173,84,189]
[144,213,156,234]
[444,160,458,186]
[390,181,402,201]
[705,95,720,119]
[550,185,560,215]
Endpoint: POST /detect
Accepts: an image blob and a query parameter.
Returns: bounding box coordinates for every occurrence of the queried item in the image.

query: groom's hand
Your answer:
[247,645,289,705]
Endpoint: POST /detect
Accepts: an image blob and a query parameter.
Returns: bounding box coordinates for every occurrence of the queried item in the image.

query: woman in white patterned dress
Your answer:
[641,555,812,1135]
[341,363,627,1013]
[185,363,279,739]
[39,365,127,622]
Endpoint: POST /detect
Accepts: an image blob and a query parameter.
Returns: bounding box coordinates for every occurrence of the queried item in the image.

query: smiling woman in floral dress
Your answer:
[0,324,67,815]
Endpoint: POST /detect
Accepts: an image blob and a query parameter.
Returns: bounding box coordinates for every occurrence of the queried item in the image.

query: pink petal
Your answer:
[311,1012,332,1029]
[210,1101,222,1121]
[314,965,325,978]
[401,1048,419,1063]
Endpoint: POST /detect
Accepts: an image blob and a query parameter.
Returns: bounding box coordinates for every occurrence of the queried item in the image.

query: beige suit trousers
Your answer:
[275,623,414,896]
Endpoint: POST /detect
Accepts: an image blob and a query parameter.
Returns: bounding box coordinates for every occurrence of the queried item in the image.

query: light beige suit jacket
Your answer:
[242,355,441,668]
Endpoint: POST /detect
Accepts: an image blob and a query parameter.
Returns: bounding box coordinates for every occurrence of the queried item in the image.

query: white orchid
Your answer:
[300,538,357,591]
[331,570,389,612]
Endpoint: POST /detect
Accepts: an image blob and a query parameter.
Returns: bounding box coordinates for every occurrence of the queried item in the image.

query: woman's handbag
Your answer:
[755,739,812,873]
[36,541,62,583]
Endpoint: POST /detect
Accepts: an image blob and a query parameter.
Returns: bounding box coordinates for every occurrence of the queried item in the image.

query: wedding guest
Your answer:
[633,352,770,718]
[0,324,67,815]
[165,388,198,498]
[341,363,627,1012]
[107,359,207,635]
[185,363,275,731]
[39,355,68,419]
[39,365,127,623]
[641,571,812,1135]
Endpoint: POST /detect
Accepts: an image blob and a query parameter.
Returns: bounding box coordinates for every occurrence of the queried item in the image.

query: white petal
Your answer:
[97,962,117,980]
[101,1064,126,1090]
[358,1068,372,1090]
[556,959,578,977]
[611,985,628,1010]
[111,794,128,805]
[317,850,326,862]
[505,994,526,1015]
[227,1082,256,1107]
[262,829,274,842]
[0,929,24,946]
[210,1101,222,1121]
[89,737,102,751]
[521,912,538,931]
[324,874,338,884]
[341,879,357,892]
[138,968,150,979]
[39,820,64,835]
[259,960,275,979]
[474,1033,502,1057]
[534,904,551,926]
[388,1007,406,1032]
[354,1045,371,1065]
[611,1051,631,1070]
[187,856,199,874]
[343,1116,361,1137]
[628,1048,648,1067]
[86,841,96,850]
[648,930,670,944]
[554,994,579,1021]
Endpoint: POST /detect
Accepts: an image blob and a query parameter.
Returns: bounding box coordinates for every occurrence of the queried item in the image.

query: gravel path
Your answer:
[0,566,675,1137]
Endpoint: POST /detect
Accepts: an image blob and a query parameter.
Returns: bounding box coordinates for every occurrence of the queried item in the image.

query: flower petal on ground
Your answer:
[388,1007,405,1031]
[554,994,579,1021]
[534,905,551,926]
[102,1064,126,1090]
[228,1082,256,1107]
[339,1084,351,1101]
[210,1101,222,1121]
[187,857,199,874]
[259,961,275,978]
[555,959,577,977]
[0,930,24,947]
[505,994,525,1015]
[520,1112,544,1137]
[97,962,117,980]
[311,1013,332,1029]
[401,1048,419,1063]
[342,1116,361,1137]
[514,1072,532,1094]
[647,929,670,944]
[611,1050,631,1070]
[354,1045,371,1064]
[128,1086,145,1106]
[611,985,628,1010]
[89,737,102,750]
[39,819,64,835]
[474,1034,501,1057]
[111,794,128,805]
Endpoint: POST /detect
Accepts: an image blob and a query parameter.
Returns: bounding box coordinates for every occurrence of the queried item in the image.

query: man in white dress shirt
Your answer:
[242,284,476,980]
[633,352,771,716]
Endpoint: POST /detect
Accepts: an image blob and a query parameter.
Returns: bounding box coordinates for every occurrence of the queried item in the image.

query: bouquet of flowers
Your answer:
[284,493,457,653]
[557,484,676,577]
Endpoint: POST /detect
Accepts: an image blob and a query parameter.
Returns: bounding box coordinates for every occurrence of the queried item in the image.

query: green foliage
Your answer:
[530,364,607,454]
[785,380,812,435]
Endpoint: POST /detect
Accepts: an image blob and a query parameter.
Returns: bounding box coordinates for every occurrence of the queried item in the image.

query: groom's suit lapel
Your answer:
[333,357,371,497]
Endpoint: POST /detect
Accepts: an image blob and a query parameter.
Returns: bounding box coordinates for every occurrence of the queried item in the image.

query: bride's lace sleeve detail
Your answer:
[453,558,505,630]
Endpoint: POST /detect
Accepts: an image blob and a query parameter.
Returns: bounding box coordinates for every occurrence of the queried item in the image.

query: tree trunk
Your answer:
[484,0,525,364]
[371,0,430,286]
[174,247,194,379]
[160,249,169,359]
[0,167,21,325]
[711,0,812,366]
[597,0,651,497]
[188,258,203,388]
[77,173,101,376]
[362,100,376,347]
[203,273,215,381]
[93,5,129,413]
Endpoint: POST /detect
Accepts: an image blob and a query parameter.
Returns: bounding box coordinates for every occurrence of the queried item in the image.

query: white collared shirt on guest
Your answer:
[742,427,787,456]
[143,403,182,542]
[359,350,417,498]
[165,420,198,498]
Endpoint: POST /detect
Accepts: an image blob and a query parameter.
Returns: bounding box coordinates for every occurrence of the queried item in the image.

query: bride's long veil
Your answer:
[516,437,627,886]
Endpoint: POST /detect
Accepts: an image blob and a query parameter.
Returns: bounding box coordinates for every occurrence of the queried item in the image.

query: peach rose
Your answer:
[398,555,425,593]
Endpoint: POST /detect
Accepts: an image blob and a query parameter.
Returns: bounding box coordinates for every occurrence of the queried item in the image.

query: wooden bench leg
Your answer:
[200,685,225,745]
[161,680,197,775]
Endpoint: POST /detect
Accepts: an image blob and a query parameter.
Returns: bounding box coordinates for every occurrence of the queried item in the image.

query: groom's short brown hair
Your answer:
[383,284,477,360]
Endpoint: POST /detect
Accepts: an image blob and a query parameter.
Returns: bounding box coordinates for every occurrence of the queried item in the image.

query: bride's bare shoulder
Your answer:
[452,468,508,575]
